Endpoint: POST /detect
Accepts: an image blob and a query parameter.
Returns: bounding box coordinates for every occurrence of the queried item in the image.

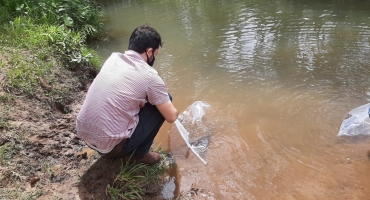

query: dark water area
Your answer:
[94,0,370,199]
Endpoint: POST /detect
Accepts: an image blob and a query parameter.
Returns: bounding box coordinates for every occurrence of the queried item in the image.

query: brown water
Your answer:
[96,0,370,199]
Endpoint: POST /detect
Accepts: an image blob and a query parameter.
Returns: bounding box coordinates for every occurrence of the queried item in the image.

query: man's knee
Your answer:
[168,93,173,102]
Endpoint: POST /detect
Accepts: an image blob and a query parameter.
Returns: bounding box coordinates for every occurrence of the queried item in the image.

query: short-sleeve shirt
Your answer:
[76,50,170,153]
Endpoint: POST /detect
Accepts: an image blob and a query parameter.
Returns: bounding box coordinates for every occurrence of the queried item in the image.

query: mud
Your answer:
[0,62,208,199]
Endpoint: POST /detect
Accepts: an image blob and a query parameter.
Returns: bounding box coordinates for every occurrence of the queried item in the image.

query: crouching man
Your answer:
[76,25,178,165]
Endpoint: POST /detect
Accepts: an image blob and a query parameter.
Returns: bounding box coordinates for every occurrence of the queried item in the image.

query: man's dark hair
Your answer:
[128,25,163,53]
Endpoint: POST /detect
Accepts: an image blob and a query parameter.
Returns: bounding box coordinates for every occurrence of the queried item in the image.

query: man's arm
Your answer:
[156,101,178,123]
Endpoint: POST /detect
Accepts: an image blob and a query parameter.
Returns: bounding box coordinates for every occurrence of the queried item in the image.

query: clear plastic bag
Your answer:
[338,103,370,136]
[174,101,212,164]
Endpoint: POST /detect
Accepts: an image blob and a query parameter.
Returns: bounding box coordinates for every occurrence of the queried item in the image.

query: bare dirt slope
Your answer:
[0,63,167,199]
[0,54,211,199]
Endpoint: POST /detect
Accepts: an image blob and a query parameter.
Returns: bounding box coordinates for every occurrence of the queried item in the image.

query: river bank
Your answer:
[0,0,190,199]
[0,45,209,200]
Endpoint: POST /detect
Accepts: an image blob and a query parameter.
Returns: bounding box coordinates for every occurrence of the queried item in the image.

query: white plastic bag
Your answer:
[174,101,212,164]
[338,103,370,136]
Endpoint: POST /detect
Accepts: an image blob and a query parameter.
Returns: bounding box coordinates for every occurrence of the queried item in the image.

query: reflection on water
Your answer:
[96,0,370,199]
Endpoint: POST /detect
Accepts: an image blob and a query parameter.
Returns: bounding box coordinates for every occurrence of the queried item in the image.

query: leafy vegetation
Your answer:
[0,0,103,115]
[1,1,103,68]
[0,0,103,40]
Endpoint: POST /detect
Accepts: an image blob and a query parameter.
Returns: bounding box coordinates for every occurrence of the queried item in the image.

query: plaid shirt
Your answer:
[76,50,170,153]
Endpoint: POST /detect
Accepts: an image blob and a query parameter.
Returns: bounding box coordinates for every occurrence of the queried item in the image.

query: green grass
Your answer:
[0,144,7,165]
[0,139,22,166]
[0,17,102,107]
[2,51,51,96]
[0,97,11,130]
[2,16,102,70]
[106,154,167,200]
[0,0,103,99]
[0,0,103,40]
[0,188,43,200]
[0,48,76,110]
[0,92,11,102]
[20,190,43,200]
[0,117,10,130]
[13,0,103,40]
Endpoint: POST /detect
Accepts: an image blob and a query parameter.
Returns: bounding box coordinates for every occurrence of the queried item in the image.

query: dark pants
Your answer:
[105,94,172,158]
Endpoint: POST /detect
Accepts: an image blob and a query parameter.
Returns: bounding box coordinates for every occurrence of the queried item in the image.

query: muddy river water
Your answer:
[95,0,370,199]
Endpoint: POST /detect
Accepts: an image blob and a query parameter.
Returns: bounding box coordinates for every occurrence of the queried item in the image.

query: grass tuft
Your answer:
[0,144,7,166]
[0,140,22,166]
[106,154,167,200]
[0,117,10,130]
[0,92,12,103]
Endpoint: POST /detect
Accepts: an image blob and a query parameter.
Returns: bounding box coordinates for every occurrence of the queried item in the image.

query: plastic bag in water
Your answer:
[174,101,212,164]
[338,103,370,136]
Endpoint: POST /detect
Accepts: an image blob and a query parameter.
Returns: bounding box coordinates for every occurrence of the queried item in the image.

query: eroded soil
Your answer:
[0,56,212,199]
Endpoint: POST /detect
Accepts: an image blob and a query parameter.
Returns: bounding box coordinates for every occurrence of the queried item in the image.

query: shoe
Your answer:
[125,152,161,165]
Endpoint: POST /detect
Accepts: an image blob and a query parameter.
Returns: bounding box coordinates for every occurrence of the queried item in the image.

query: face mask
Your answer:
[146,51,155,66]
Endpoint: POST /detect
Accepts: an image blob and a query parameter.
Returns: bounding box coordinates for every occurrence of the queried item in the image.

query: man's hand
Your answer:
[156,101,178,123]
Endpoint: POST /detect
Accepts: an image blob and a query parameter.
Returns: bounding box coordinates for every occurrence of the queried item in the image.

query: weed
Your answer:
[80,46,103,71]
[14,0,103,40]
[0,188,22,199]
[0,140,22,166]
[0,188,43,200]
[1,0,103,39]
[3,51,47,96]
[43,25,92,69]
[0,1,103,77]
[0,117,10,129]
[0,105,11,130]
[42,162,54,177]
[0,59,5,67]
[5,17,49,49]
[20,190,43,200]
[0,43,88,103]
[106,156,167,200]
[0,144,7,165]
[0,7,102,105]
[0,92,11,102]
[14,124,35,141]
